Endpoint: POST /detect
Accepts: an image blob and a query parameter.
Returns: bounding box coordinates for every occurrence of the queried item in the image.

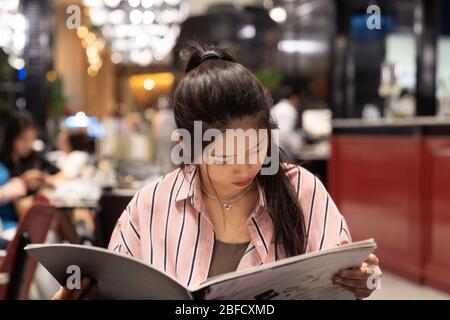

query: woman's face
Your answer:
[199,120,269,192]
[13,127,37,158]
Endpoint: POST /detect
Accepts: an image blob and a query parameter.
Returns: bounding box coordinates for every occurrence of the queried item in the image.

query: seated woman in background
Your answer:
[45,128,93,244]
[0,110,79,243]
[45,129,90,185]
[0,111,49,227]
[0,111,59,180]
[0,163,43,242]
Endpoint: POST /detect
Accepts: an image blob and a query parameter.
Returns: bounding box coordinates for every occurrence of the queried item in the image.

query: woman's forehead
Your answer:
[227,118,261,130]
[209,129,268,154]
[21,127,37,137]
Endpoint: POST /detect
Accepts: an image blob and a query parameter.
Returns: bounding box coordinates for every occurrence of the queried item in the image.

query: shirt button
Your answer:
[257,240,263,247]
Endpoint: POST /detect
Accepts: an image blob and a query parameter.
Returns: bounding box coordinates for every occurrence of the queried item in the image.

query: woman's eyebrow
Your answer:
[248,136,268,151]
[213,136,268,158]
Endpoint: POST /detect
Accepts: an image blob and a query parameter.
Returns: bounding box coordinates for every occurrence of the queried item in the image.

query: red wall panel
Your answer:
[328,135,425,281]
[424,138,450,292]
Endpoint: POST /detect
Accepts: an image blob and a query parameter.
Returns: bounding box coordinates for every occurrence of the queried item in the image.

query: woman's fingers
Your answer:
[334,253,382,282]
[81,284,98,300]
[52,286,70,300]
[338,283,373,299]
[337,267,368,280]
[331,254,382,299]
[333,276,369,289]
[52,277,93,300]
[70,277,92,300]
[364,253,379,266]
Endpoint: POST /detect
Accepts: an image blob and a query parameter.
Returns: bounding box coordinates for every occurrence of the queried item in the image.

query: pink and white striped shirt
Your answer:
[108,163,351,288]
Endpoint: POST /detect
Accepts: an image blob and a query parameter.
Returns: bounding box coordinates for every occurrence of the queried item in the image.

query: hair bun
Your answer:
[184,43,235,74]
[200,51,221,63]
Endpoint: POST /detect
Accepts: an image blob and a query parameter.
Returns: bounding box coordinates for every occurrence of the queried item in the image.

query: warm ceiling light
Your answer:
[128,0,141,8]
[86,46,98,57]
[129,72,174,92]
[87,65,99,77]
[85,32,97,45]
[47,70,57,82]
[111,52,123,64]
[269,7,287,23]
[77,26,89,38]
[143,78,156,90]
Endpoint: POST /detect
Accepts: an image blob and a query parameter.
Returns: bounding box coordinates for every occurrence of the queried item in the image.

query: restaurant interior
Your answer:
[0,0,449,300]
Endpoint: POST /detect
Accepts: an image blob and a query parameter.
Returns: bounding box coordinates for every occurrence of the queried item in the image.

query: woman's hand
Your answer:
[44,172,69,187]
[332,254,382,299]
[21,169,44,191]
[52,277,98,300]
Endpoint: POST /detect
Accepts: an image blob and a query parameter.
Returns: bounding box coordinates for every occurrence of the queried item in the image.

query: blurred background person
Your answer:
[122,112,151,162]
[0,162,42,240]
[152,95,176,173]
[0,111,58,179]
[99,109,124,160]
[271,87,303,162]
[45,129,90,185]
[0,111,52,221]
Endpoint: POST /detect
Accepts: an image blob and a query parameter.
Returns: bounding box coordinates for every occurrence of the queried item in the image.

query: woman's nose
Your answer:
[232,164,252,177]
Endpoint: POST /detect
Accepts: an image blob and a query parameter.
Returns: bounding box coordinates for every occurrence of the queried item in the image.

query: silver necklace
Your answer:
[200,181,254,211]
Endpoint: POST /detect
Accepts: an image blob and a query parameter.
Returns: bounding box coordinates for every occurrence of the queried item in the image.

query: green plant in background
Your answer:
[0,51,15,118]
[255,68,282,94]
[0,52,12,79]
[46,72,67,142]
[0,97,9,118]
[47,74,66,119]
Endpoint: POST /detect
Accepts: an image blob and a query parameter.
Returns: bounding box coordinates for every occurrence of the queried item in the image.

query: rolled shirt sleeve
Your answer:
[108,190,143,260]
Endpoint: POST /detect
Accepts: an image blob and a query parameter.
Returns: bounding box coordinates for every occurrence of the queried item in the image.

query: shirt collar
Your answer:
[175,165,274,262]
[174,164,198,203]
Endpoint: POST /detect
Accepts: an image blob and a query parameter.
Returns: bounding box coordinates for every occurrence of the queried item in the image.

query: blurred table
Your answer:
[294,141,330,185]
[45,186,139,246]
[49,199,99,209]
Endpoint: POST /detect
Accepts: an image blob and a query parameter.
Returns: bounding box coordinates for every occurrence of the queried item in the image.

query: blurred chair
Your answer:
[0,203,55,299]
[95,193,132,248]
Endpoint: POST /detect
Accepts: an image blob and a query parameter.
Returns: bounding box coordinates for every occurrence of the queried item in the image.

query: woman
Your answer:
[0,111,77,243]
[54,44,381,300]
[0,163,42,240]
[0,111,58,179]
[46,129,90,185]
[0,111,46,233]
[44,129,92,244]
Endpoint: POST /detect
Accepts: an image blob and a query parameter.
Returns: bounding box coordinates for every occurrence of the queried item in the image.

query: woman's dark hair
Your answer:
[66,130,89,152]
[0,110,37,176]
[173,43,306,257]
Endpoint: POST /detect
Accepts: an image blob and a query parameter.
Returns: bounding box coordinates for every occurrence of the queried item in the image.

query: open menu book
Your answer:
[25,239,376,300]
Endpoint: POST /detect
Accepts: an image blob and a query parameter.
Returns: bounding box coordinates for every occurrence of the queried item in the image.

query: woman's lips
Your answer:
[232,178,253,187]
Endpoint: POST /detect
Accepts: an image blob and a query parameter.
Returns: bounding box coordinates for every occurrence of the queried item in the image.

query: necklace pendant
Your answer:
[223,202,232,211]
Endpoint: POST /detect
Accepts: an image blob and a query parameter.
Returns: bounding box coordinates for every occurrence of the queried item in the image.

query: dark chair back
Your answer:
[0,204,55,299]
